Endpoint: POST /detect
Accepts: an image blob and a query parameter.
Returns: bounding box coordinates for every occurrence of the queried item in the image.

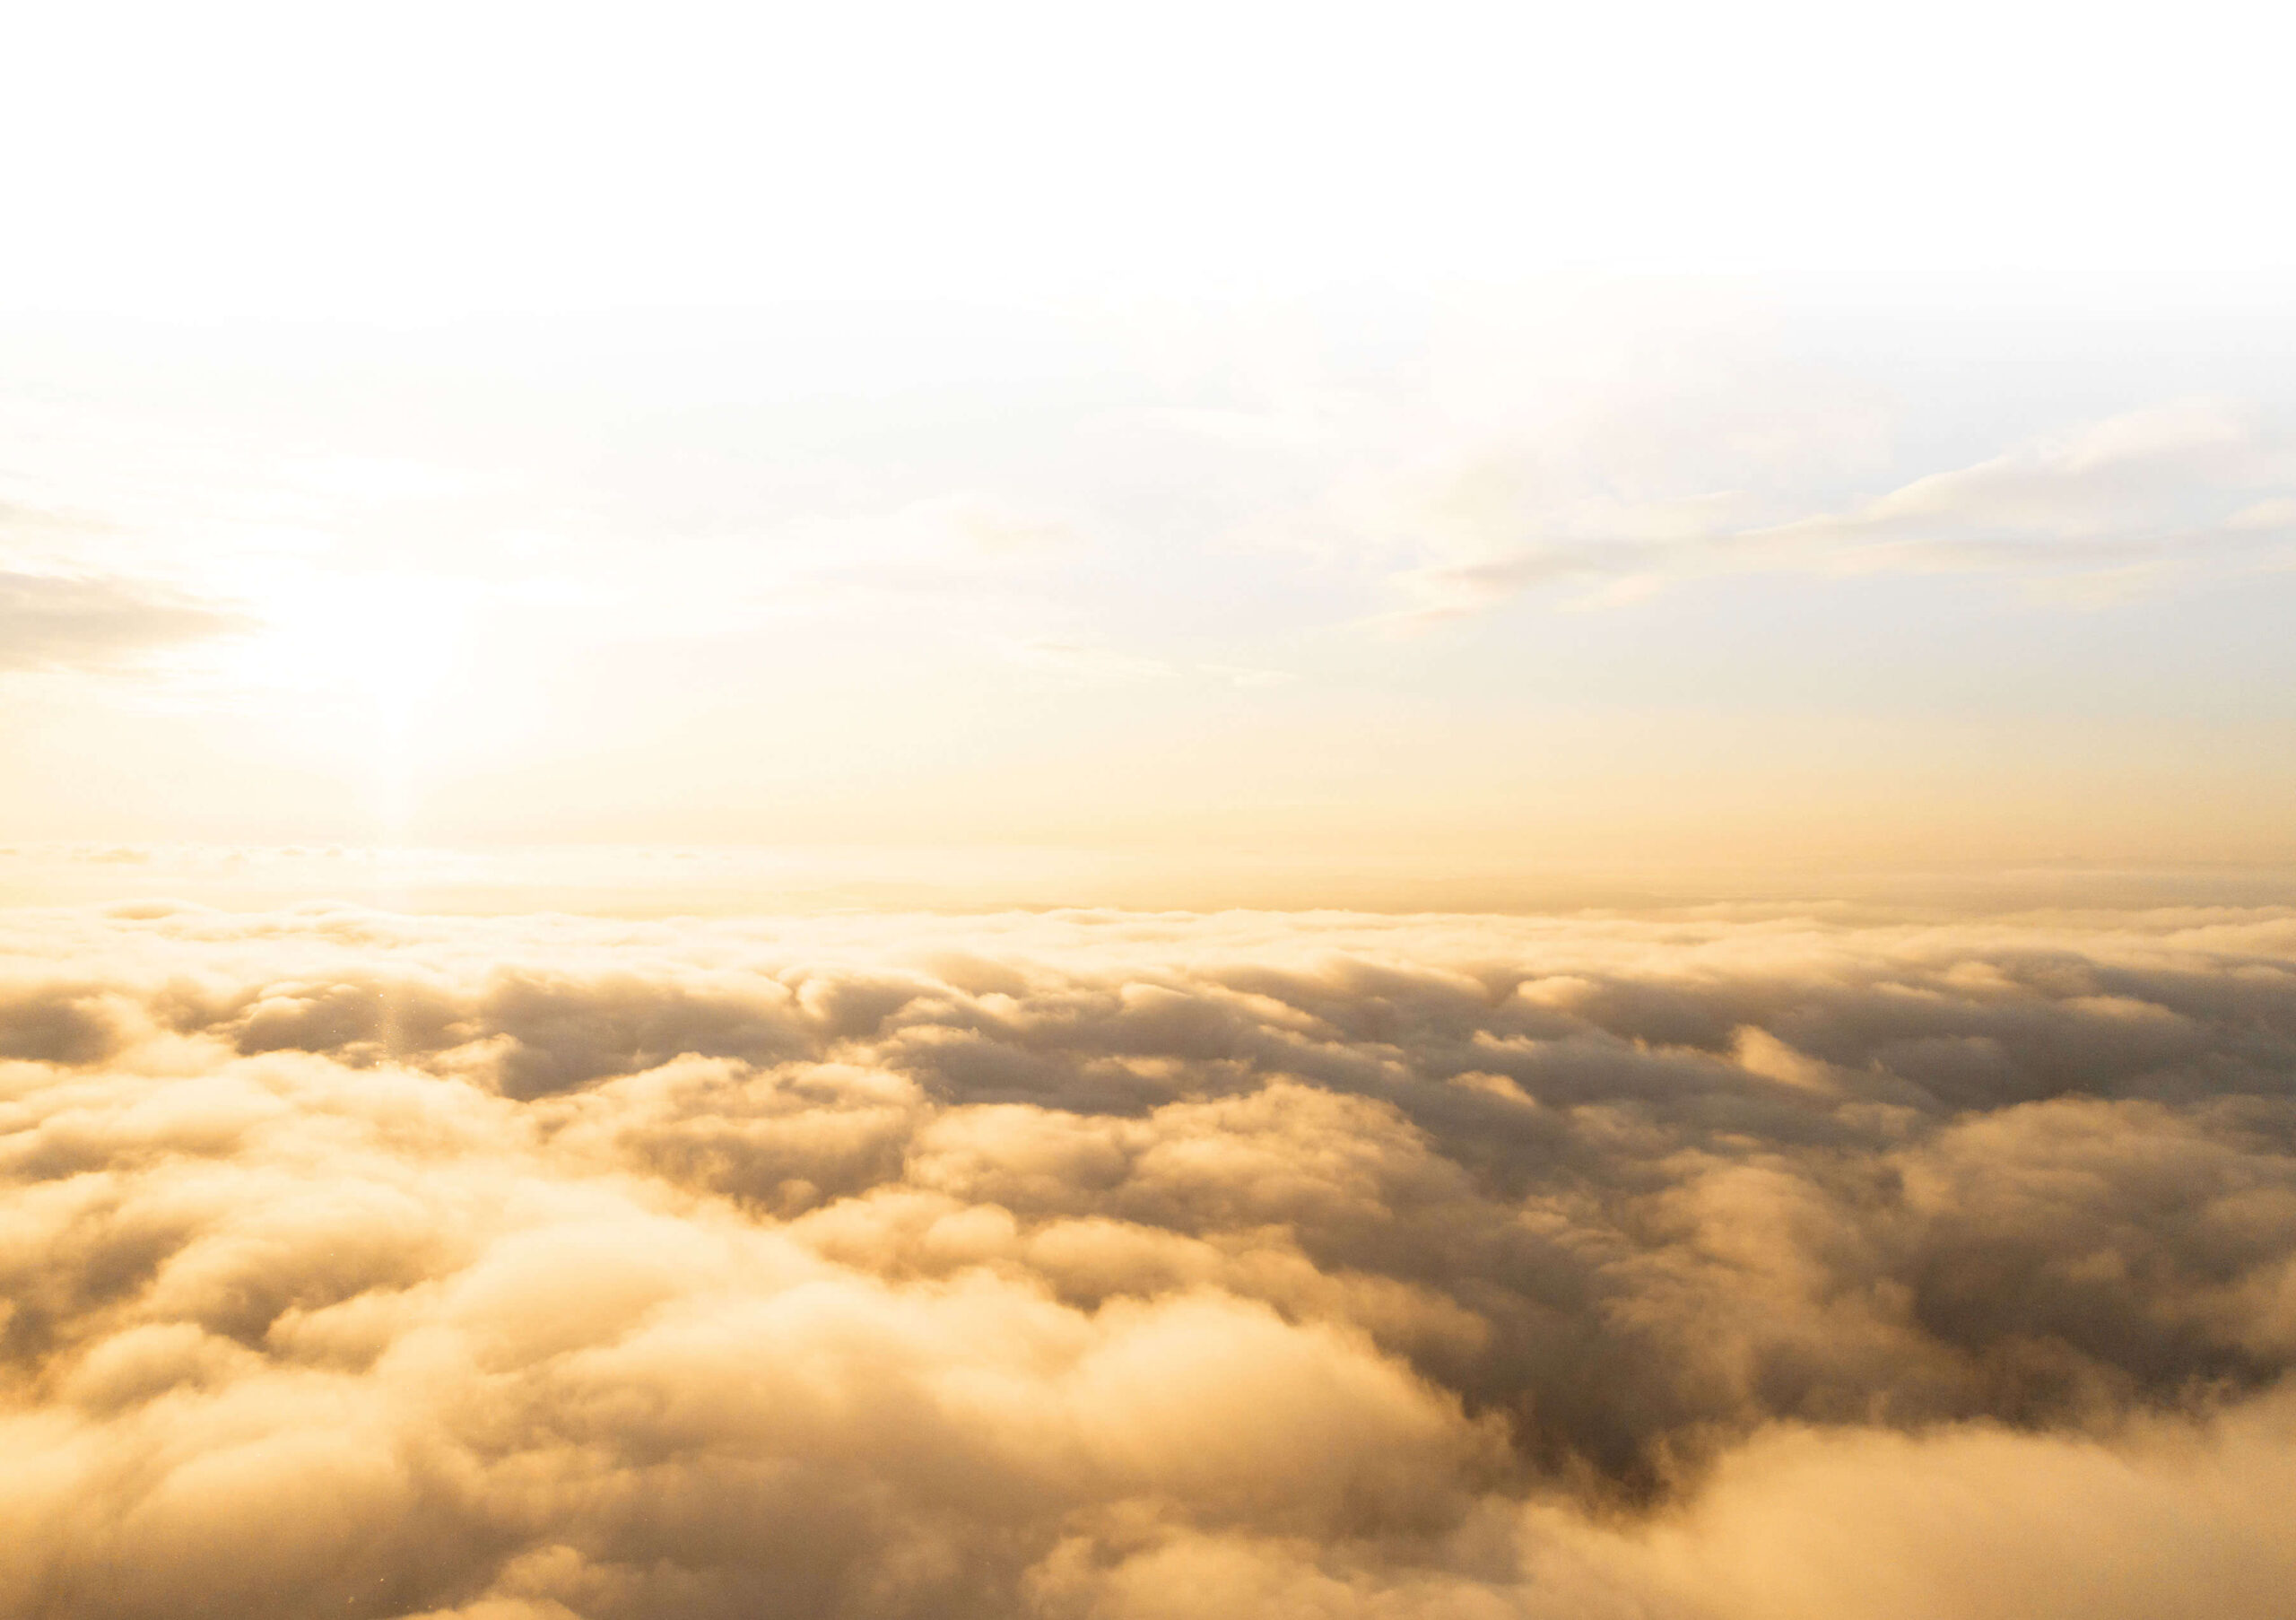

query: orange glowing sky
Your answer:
[4,2,2293,910]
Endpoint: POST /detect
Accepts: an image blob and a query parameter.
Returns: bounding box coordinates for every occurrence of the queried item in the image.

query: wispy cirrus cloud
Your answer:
[0,570,246,672]
[1377,400,2296,628]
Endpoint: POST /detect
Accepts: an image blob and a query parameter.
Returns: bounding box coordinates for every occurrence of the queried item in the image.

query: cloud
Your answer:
[2,903,2295,1616]
[1378,400,2296,625]
[770,495,1080,598]
[0,570,245,672]
[1001,640,1295,689]
[0,498,109,540]
[1737,400,2296,563]
[1002,638,1185,684]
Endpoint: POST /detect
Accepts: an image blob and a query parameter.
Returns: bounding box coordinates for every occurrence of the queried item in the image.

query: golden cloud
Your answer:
[3,903,2294,1616]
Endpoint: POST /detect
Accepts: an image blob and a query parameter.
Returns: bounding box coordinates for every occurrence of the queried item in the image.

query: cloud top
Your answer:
[4,903,2295,1617]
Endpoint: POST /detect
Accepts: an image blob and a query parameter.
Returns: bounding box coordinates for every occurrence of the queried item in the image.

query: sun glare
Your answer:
[207,573,485,838]
[231,575,471,726]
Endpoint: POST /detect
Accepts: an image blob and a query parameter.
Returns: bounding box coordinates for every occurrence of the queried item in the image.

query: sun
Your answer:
[214,571,481,832]
[240,575,465,720]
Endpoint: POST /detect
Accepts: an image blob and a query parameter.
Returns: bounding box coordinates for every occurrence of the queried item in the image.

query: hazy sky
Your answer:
[4,2,2293,904]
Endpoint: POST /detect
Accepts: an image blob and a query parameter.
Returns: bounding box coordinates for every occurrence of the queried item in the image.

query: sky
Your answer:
[4,0,2295,908]
[9,8,2296,1618]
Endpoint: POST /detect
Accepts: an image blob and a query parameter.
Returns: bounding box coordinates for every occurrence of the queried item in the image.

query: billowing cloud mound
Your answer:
[4,904,2296,1618]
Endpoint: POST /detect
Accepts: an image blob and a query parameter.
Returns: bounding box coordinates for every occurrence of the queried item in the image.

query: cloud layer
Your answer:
[4,903,2296,1617]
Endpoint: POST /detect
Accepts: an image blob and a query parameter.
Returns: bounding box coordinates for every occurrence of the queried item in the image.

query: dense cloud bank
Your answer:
[5,902,2296,1618]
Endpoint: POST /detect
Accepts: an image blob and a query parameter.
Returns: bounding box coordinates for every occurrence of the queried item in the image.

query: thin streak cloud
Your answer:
[0,571,246,673]
[1379,401,2296,625]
